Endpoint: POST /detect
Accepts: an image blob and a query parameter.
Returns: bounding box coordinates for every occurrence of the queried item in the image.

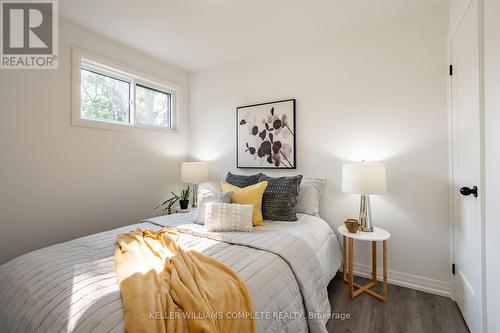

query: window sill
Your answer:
[71,117,180,135]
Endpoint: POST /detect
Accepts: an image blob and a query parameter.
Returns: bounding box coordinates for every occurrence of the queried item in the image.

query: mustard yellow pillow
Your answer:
[220,180,268,226]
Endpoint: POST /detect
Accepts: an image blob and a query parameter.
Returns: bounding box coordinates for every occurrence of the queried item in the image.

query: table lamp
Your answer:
[181,162,208,207]
[342,162,387,232]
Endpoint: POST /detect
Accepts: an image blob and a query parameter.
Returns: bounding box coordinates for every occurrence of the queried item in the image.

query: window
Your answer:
[80,68,130,124]
[72,47,177,132]
[136,84,171,128]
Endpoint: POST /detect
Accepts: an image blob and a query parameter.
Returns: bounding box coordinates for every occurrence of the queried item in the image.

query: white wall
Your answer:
[190,5,451,295]
[483,0,500,331]
[0,19,190,265]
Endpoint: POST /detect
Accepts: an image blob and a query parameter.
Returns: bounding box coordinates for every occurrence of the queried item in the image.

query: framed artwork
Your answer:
[237,99,296,169]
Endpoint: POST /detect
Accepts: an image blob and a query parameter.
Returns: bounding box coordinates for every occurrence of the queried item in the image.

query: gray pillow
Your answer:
[225,172,262,188]
[296,178,326,216]
[195,189,233,224]
[258,175,303,221]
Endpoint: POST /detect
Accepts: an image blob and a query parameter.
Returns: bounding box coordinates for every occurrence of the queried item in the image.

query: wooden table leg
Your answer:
[342,236,347,282]
[383,240,388,301]
[348,238,354,298]
[339,230,389,302]
[371,241,377,283]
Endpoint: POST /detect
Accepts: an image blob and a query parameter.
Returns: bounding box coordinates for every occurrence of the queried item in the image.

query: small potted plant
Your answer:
[177,187,190,210]
[155,186,190,214]
[154,195,179,215]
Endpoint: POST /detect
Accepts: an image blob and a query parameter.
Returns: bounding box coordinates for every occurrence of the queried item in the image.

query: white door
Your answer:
[450,1,483,332]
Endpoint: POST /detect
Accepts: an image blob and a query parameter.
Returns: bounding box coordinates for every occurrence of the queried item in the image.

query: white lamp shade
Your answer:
[342,163,387,195]
[181,162,208,184]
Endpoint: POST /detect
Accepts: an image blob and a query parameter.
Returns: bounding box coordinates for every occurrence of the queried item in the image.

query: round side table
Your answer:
[337,225,391,302]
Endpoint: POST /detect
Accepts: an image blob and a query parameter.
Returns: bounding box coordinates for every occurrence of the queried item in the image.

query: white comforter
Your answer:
[0,212,341,333]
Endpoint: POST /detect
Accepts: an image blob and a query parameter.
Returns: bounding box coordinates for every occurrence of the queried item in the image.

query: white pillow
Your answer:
[195,190,233,224]
[205,203,253,232]
[296,178,326,216]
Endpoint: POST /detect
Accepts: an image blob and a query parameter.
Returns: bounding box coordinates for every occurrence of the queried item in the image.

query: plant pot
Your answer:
[179,200,190,210]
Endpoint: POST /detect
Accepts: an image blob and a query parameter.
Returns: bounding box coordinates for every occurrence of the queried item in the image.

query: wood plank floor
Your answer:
[326,273,469,333]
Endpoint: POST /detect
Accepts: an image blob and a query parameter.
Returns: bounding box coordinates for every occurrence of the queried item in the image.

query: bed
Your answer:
[0,211,341,333]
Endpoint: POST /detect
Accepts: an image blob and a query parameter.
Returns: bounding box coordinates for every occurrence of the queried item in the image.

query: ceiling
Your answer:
[60,0,446,71]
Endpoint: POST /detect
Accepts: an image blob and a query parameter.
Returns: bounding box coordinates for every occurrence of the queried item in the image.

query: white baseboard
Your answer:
[349,263,451,297]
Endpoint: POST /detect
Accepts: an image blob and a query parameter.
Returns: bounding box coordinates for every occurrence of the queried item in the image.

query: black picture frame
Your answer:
[236,99,296,169]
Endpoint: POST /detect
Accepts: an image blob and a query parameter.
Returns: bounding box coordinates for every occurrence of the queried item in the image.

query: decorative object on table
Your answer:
[344,219,360,233]
[296,178,326,216]
[181,161,209,207]
[195,189,234,224]
[237,99,296,169]
[154,194,179,215]
[155,186,191,214]
[258,174,303,221]
[341,161,387,232]
[205,203,254,232]
[177,186,190,210]
[225,172,263,188]
[338,225,391,302]
[220,180,268,226]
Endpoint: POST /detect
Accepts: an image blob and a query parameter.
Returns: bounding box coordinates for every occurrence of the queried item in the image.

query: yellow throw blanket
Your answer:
[114,228,255,333]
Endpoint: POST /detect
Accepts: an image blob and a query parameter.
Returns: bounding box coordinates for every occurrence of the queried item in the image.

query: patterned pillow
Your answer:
[205,203,254,232]
[225,172,263,188]
[258,175,303,221]
[195,190,234,224]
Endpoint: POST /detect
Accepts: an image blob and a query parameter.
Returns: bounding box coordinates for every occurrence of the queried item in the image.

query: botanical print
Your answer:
[237,99,295,169]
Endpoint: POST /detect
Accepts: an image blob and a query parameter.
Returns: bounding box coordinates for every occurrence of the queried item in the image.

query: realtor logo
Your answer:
[1,0,58,69]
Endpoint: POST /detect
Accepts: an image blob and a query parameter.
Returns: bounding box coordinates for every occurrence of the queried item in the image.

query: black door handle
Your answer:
[460,186,478,197]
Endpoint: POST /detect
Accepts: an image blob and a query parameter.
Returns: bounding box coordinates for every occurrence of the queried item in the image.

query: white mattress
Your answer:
[0,212,341,333]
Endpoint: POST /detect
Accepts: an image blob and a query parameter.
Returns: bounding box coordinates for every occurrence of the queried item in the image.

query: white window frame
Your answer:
[72,46,179,133]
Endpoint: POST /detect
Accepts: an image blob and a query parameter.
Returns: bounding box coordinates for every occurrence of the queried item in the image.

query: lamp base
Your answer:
[359,195,374,232]
[191,184,199,208]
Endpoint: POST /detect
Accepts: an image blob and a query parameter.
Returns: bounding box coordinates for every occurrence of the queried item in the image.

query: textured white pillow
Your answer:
[296,178,326,216]
[205,203,253,232]
[195,190,233,224]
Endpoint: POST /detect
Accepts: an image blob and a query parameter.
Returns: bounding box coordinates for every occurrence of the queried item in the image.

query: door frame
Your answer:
[447,0,486,331]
